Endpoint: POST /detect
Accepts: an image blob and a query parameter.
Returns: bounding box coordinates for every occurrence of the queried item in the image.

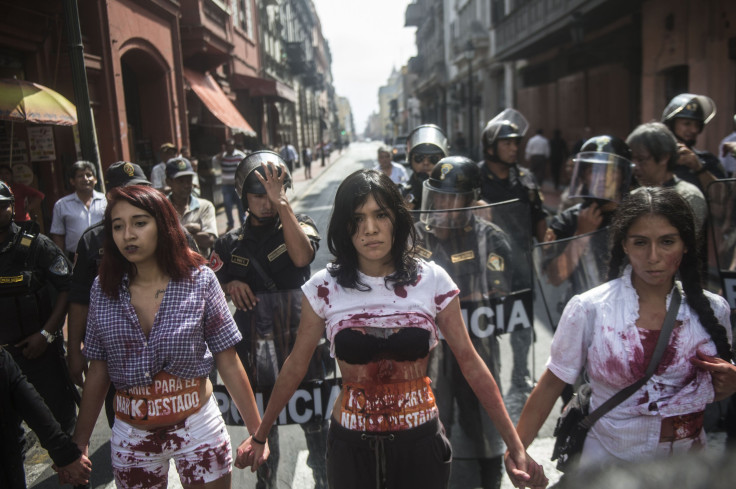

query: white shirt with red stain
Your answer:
[548,265,731,463]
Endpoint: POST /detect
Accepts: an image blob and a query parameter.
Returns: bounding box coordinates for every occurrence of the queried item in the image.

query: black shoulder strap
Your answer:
[581,286,682,429]
[236,245,277,292]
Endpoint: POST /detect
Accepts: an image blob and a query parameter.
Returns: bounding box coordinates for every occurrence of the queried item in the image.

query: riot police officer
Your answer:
[479,109,546,393]
[542,135,633,291]
[209,151,327,489]
[661,93,726,191]
[403,124,449,210]
[0,182,79,469]
[416,157,514,489]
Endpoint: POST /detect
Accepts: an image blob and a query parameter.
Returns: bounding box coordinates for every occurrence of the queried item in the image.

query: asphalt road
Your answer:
[26,142,728,488]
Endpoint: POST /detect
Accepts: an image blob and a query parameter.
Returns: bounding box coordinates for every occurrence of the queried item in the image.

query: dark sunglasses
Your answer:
[412,154,442,165]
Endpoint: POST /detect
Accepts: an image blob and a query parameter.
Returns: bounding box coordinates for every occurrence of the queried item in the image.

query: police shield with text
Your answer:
[210,151,332,489]
[414,157,533,489]
[403,124,449,210]
[0,181,83,488]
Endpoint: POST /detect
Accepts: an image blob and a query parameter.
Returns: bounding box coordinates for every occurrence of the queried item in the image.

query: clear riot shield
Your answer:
[705,178,736,307]
[214,288,339,426]
[413,199,533,459]
[533,227,611,329]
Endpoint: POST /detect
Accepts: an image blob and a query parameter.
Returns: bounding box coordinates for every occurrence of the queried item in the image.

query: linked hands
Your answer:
[504,448,549,489]
[54,453,92,486]
[234,435,270,472]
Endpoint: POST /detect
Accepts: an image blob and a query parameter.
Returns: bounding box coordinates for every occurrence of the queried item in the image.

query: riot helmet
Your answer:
[0,181,15,224]
[569,135,633,205]
[482,109,528,164]
[234,150,292,210]
[661,93,716,132]
[421,156,480,229]
[407,124,449,183]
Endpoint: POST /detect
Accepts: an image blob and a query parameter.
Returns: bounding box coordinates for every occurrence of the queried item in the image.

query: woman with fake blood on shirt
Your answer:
[241,169,545,489]
[513,187,734,472]
[72,185,266,488]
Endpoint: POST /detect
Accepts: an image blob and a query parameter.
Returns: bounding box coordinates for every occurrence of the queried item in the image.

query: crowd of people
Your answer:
[2,92,736,489]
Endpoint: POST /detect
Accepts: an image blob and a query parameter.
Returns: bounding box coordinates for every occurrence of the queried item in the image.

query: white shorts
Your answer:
[110,395,232,488]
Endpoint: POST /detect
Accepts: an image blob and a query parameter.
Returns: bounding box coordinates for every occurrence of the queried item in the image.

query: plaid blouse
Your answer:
[84,266,241,390]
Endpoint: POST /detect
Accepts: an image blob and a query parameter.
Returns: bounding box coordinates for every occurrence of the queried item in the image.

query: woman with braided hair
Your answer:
[511,187,734,473]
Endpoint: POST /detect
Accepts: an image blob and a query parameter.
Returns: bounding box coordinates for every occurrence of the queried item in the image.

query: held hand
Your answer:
[676,144,702,172]
[14,332,49,360]
[235,436,269,472]
[691,350,736,401]
[67,348,88,387]
[225,280,258,311]
[254,161,288,207]
[576,202,603,235]
[54,454,92,486]
[504,449,549,489]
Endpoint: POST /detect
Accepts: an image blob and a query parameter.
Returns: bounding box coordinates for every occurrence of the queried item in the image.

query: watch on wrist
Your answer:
[39,329,55,344]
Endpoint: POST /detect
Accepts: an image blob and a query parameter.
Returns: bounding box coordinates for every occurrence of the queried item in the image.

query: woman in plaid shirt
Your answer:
[71,185,267,488]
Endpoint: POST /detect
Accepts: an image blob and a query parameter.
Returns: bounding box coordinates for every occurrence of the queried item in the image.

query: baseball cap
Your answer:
[165,157,197,180]
[105,161,151,189]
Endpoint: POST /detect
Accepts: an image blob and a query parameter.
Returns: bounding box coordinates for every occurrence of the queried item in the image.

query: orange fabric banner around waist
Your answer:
[338,377,438,432]
[114,371,202,426]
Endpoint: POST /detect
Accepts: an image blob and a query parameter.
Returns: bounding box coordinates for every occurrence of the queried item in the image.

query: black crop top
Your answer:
[334,328,431,365]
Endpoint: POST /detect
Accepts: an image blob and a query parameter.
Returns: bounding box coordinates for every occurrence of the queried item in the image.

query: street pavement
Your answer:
[24,142,729,488]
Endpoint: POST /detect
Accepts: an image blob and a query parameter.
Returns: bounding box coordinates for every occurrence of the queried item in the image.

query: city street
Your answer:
[25,142,728,488]
[25,142,567,488]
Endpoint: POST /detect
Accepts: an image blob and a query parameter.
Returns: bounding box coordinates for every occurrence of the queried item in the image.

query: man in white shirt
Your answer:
[50,161,107,257]
[279,141,298,174]
[373,145,408,185]
[525,129,550,186]
[150,142,178,192]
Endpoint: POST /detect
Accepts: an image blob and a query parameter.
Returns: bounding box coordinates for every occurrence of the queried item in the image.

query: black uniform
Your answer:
[415,217,512,489]
[211,214,328,489]
[1,348,82,489]
[406,172,427,211]
[0,223,78,447]
[478,162,543,389]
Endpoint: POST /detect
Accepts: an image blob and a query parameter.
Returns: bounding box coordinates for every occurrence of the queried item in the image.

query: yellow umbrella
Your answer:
[0,78,77,164]
[0,78,77,125]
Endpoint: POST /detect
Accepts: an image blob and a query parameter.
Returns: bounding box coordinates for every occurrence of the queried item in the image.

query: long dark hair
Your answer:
[607,187,732,361]
[99,185,204,297]
[327,169,418,290]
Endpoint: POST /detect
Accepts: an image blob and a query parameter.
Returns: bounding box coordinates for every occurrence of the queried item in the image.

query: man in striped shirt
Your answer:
[216,139,246,231]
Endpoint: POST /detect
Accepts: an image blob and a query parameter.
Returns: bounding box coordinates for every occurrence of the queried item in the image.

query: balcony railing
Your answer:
[494,0,591,58]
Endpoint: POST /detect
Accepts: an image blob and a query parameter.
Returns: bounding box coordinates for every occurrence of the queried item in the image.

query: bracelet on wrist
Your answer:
[250,434,266,445]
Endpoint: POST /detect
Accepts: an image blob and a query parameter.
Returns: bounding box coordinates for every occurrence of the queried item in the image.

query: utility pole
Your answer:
[62,0,103,190]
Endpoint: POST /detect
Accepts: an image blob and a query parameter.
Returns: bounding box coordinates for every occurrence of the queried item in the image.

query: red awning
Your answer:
[183,68,256,136]
[231,74,297,103]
